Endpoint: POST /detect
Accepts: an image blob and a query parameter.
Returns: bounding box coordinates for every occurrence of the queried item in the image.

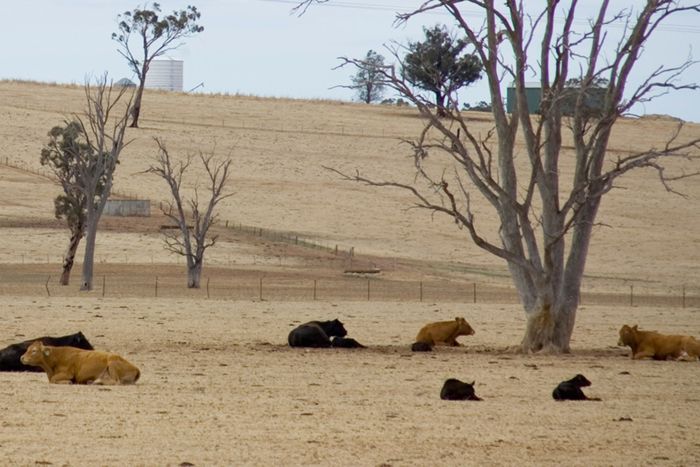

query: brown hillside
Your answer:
[0,80,698,295]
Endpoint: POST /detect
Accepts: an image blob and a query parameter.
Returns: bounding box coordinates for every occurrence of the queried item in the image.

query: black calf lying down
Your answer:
[552,374,601,401]
[331,336,366,348]
[411,341,433,352]
[0,332,94,372]
[288,319,347,348]
[440,378,482,401]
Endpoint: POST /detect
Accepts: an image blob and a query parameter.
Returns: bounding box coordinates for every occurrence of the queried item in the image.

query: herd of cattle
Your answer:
[1,318,698,401]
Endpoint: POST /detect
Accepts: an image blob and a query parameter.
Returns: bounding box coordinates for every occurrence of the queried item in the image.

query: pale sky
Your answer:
[2,0,699,122]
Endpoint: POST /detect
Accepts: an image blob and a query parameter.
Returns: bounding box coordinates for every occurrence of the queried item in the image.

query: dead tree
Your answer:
[75,75,133,291]
[301,1,700,353]
[147,138,233,288]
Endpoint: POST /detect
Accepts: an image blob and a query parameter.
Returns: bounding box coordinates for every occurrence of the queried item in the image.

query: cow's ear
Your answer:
[455,317,460,321]
[632,325,638,330]
[470,380,475,386]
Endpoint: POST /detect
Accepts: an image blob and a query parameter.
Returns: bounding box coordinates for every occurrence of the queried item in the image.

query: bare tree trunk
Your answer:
[130,80,145,128]
[59,227,83,286]
[522,303,576,353]
[80,220,97,291]
[187,260,202,289]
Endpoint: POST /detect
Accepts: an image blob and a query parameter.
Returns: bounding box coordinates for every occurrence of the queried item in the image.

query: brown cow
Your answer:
[20,341,140,385]
[415,317,475,347]
[618,324,700,361]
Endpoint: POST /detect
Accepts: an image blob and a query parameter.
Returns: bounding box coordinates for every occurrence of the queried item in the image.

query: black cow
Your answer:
[0,332,94,372]
[552,374,601,401]
[331,336,366,349]
[288,319,347,348]
[440,378,482,401]
[411,341,433,352]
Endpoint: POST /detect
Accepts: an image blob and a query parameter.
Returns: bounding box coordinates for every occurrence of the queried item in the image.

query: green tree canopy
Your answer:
[403,25,482,116]
[112,2,203,128]
[349,50,387,104]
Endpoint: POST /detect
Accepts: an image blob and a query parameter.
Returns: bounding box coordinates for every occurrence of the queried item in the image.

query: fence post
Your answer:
[313,280,317,300]
[367,278,371,301]
[473,283,477,304]
[206,277,210,299]
[629,285,634,307]
[45,276,51,297]
[102,275,106,297]
[259,276,263,301]
[155,276,158,297]
[682,285,686,308]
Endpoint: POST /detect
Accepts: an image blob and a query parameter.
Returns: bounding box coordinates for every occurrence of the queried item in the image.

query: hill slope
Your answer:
[0,80,698,294]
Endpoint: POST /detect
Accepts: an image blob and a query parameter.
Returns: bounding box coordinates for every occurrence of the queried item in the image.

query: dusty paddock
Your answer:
[1,297,699,466]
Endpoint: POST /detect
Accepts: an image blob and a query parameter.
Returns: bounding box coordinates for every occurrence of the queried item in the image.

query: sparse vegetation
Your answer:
[112,2,203,128]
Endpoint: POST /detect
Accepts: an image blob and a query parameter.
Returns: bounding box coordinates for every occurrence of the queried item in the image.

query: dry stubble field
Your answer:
[0,81,699,466]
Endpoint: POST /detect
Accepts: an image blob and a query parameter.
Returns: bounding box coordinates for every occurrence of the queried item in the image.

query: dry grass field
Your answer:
[0,80,699,466]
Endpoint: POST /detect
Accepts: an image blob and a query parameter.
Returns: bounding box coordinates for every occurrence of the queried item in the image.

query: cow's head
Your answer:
[455,317,475,336]
[20,341,49,367]
[324,319,347,338]
[618,324,637,346]
[569,374,592,388]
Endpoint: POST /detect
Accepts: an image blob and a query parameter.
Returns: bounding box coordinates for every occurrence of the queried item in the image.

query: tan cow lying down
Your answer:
[20,341,140,385]
[415,317,475,346]
[618,324,700,361]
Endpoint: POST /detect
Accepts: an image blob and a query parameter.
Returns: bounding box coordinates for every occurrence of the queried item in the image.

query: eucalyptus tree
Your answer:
[112,3,203,128]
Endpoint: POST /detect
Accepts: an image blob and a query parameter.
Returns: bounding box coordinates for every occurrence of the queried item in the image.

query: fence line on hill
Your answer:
[2,160,698,307]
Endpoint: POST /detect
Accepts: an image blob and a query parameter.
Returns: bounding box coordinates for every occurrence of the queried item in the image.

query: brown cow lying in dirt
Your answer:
[618,324,700,361]
[415,317,475,347]
[20,341,140,385]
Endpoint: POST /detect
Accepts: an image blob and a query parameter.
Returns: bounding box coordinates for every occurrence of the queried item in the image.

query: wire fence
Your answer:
[0,267,697,308]
[2,159,698,307]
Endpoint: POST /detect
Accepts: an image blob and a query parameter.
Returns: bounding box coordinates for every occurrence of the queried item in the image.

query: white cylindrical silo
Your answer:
[145,59,183,91]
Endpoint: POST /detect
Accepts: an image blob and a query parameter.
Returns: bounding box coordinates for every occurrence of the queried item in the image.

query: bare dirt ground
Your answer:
[1,298,699,466]
[0,81,699,466]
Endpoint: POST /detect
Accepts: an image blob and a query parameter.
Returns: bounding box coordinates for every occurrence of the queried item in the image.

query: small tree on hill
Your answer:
[345,49,387,103]
[40,121,108,286]
[112,3,203,128]
[146,138,233,288]
[403,24,482,116]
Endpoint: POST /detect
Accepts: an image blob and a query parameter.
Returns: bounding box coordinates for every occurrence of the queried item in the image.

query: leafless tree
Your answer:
[301,1,700,353]
[73,75,133,291]
[147,138,233,288]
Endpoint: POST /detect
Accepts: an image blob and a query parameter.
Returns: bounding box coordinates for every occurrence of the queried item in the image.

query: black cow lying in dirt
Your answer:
[440,378,482,401]
[552,374,601,401]
[0,332,94,372]
[411,341,433,352]
[288,319,347,348]
[331,336,366,348]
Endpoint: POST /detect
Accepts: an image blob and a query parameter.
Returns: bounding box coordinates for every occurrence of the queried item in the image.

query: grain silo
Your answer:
[145,58,183,91]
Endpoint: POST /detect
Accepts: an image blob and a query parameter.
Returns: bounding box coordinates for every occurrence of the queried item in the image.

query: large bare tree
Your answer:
[75,75,133,291]
[300,1,700,352]
[147,138,233,288]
